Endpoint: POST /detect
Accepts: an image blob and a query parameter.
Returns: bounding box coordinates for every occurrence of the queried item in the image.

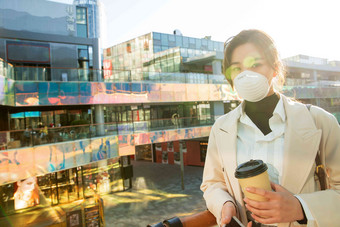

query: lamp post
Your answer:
[172,113,184,190]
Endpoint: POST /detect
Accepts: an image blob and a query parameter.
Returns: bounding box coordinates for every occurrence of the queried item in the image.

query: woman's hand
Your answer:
[243,182,304,224]
[220,201,237,226]
[220,201,253,227]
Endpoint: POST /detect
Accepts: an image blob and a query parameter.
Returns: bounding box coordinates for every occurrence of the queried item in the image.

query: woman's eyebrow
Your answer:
[231,57,263,65]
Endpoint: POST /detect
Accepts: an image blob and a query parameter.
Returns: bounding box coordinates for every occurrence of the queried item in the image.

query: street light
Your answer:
[172,113,184,190]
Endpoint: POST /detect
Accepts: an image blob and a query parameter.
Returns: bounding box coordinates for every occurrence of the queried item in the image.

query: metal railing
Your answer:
[1,60,228,84]
[3,115,217,150]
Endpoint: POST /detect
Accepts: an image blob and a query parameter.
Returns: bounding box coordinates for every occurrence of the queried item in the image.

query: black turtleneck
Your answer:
[244,93,280,135]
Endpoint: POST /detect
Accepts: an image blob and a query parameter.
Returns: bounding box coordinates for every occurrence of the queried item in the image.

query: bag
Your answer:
[306,104,328,190]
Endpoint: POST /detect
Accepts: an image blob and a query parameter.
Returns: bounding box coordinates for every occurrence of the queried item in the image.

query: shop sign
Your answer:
[66,210,83,227]
[84,205,100,227]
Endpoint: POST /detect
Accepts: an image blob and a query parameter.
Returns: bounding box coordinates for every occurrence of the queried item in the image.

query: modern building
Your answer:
[283,55,340,121]
[0,0,132,217]
[102,31,238,166]
[0,0,237,218]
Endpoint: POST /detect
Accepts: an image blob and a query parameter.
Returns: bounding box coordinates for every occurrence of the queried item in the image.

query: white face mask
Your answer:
[233,70,271,102]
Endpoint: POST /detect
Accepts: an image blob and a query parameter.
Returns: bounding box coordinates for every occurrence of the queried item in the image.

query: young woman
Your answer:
[200,29,340,227]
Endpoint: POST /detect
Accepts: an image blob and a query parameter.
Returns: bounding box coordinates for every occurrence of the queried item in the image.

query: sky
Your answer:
[57,0,340,61]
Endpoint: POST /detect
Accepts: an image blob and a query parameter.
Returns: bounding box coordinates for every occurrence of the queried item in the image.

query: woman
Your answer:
[200,29,340,227]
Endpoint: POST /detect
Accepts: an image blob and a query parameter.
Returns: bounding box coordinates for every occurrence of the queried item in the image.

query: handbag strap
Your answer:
[306,104,327,190]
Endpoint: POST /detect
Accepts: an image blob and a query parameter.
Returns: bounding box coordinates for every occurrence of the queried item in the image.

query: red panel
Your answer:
[186,141,204,166]
[173,141,179,152]
[183,152,188,166]
[156,150,162,163]
[168,152,174,164]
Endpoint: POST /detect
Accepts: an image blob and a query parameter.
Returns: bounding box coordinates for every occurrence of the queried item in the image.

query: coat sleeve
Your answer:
[298,107,340,226]
[200,125,236,225]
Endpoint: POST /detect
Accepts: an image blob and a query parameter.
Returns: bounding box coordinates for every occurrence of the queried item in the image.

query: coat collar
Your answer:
[219,103,242,134]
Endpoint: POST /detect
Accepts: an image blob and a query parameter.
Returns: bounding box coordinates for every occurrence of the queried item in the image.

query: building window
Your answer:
[161,34,169,46]
[76,7,88,38]
[200,142,208,162]
[126,43,132,53]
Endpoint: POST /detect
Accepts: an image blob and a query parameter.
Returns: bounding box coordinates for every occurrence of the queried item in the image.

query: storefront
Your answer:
[153,139,208,167]
[9,107,92,131]
[0,156,132,216]
[135,144,152,161]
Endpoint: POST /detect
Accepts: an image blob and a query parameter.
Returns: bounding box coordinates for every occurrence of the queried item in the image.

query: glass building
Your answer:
[0,0,133,219]
[0,1,237,221]
[103,32,225,82]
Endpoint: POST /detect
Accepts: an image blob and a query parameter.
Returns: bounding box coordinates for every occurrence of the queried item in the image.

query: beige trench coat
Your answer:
[200,95,340,227]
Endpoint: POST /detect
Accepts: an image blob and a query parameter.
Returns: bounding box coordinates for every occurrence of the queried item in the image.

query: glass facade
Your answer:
[6,102,218,149]
[0,0,77,37]
[0,157,126,215]
[104,33,153,81]
[104,32,224,82]
[152,32,223,57]
[2,39,93,82]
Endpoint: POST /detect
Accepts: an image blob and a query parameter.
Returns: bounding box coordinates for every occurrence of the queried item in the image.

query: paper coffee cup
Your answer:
[235,159,271,201]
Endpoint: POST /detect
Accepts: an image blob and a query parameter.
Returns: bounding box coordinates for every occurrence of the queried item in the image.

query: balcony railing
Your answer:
[2,58,340,88]
[13,65,101,82]
[2,115,217,150]
[1,60,228,84]
[106,71,228,84]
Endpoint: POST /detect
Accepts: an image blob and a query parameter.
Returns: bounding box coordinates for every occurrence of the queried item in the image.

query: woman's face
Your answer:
[230,42,275,96]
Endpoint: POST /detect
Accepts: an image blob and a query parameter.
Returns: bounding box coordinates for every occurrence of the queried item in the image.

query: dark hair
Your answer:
[223,29,285,88]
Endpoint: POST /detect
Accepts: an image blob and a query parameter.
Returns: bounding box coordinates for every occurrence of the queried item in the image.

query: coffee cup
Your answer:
[235,159,271,201]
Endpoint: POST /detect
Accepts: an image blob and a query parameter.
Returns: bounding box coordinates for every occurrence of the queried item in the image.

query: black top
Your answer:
[244,93,280,135]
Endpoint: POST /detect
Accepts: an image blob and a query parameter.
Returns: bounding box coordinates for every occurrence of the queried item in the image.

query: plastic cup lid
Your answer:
[234,159,268,179]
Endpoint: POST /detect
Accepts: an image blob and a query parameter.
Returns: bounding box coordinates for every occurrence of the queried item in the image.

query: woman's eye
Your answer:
[232,67,240,72]
[251,63,262,68]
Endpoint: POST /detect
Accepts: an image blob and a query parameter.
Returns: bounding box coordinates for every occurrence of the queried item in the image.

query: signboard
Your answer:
[66,210,82,227]
[84,205,100,227]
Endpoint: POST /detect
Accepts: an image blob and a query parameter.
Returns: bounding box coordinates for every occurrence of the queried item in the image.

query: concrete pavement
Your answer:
[103,160,210,226]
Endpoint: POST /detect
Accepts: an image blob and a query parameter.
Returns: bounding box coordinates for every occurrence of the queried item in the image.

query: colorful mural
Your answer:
[14,81,236,106]
[133,126,211,146]
[118,134,135,156]
[0,136,119,185]
[13,80,340,107]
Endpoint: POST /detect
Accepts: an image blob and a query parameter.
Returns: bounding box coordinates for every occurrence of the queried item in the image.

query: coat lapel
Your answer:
[218,117,239,196]
[218,104,242,190]
[217,105,247,222]
[281,97,322,194]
